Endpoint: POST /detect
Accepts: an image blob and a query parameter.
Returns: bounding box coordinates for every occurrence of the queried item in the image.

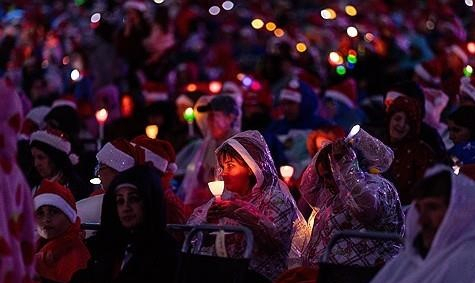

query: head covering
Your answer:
[371,165,475,283]
[20,106,50,140]
[446,43,468,64]
[447,106,475,139]
[387,96,423,140]
[414,60,442,86]
[142,81,169,104]
[279,79,302,104]
[123,0,147,12]
[30,129,79,165]
[325,78,358,109]
[132,135,177,173]
[196,94,239,116]
[52,96,77,110]
[96,139,136,172]
[34,180,77,223]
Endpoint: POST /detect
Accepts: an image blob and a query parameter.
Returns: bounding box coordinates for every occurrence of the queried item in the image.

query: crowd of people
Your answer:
[2,0,475,282]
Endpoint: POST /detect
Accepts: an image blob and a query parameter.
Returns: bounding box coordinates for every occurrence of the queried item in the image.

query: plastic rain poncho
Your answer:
[187,130,309,280]
[300,129,404,267]
[178,94,241,208]
[371,165,475,283]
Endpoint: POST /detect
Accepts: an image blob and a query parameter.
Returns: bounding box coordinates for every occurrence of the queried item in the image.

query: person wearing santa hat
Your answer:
[132,135,189,224]
[76,138,137,229]
[30,128,92,201]
[85,165,178,283]
[34,180,91,283]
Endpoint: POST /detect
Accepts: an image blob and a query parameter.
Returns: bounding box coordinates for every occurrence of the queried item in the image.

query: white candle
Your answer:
[208,180,224,200]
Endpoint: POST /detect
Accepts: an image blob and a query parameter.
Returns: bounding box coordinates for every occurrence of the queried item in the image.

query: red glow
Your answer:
[121,95,134,117]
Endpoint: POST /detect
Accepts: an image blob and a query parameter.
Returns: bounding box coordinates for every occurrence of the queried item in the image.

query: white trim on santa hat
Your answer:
[449,45,468,64]
[123,0,147,12]
[176,94,194,106]
[34,193,77,223]
[280,89,302,103]
[30,130,71,154]
[460,77,475,102]
[52,99,77,110]
[96,142,135,172]
[325,90,355,109]
[26,106,51,126]
[414,64,441,85]
[143,90,168,102]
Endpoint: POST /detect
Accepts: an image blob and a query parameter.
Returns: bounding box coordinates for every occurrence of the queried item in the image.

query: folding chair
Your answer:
[80,222,101,238]
[167,224,254,283]
[317,230,403,283]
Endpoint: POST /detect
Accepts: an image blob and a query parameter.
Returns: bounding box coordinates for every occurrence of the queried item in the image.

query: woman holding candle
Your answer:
[187,130,308,282]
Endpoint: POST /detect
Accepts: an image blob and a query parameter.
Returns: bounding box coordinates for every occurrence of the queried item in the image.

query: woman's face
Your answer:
[116,186,145,230]
[36,205,71,240]
[220,156,252,196]
[31,147,58,179]
[448,120,472,145]
[389,111,410,142]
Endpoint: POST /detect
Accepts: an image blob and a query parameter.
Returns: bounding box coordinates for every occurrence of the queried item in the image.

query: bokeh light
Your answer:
[467,42,475,54]
[251,18,264,29]
[90,13,101,23]
[463,65,473,77]
[296,42,307,52]
[265,22,277,31]
[345,5,357,16]
[209,6,220,15]
[321,8,336,20]
[347,26,358,37]
[336,65,347,75]
[329,52,344,65]
[274,28,285,37]
[209,81,222,93]
[222,1,234,10]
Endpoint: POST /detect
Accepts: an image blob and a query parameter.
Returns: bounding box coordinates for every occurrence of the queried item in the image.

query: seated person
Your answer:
[371,165,475,283]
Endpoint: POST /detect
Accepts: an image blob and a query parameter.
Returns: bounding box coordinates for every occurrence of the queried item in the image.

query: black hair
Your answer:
[447,106,475,140]
[30,140,73,175]
[217,143,257,187]
[411,169,451,205]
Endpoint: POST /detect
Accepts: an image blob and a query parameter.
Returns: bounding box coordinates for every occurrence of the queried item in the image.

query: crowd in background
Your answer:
[2,0,475,282]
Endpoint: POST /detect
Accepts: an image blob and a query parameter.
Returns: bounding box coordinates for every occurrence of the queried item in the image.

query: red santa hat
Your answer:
[460,76,475,102]
[447,43,468,64]
[52,95,77,110]
[142,81,169,104]
[131,135,177,173]
[325,78,357,109]
[19,106,51,140]
[414,60,442,86]
[123,0,147,12]
[96,139,136,172]
[279,80,302,103]
[30,128,79,165]
[34,180,77,223]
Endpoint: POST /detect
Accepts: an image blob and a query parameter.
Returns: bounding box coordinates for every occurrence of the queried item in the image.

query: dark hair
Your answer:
[447,106,475,140]
[217,143,256,187]
[30,140,73,175]
[314,144,332,173]
[411,169,451,205]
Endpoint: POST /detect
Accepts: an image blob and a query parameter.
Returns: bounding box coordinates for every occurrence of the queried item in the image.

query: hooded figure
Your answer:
[187,130,309,281]
[371,165,475,283]
[300,128,404,267]
[0,78,36,283]
[86,165,179,283]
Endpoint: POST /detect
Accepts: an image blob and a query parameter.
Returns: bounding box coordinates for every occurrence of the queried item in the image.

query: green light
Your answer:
[336,65,346,75]
[75,0,86,5]
[463,65,473,77]
[183,107,194,122]
[347,54,357,64]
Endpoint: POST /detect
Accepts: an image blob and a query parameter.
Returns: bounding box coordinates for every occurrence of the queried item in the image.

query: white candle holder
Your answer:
[208,180,224,200]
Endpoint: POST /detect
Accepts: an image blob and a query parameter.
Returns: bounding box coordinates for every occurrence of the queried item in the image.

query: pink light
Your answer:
[250,81,261,91]
[209,81,222,93]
